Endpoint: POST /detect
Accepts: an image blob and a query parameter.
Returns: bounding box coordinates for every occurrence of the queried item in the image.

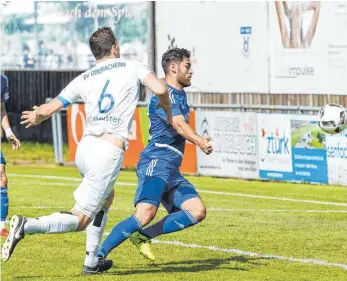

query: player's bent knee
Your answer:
[182,203,207,223]
[181,198,207,222]
[135,203,157,226]
[135,210,156,226]
[75,215,92,231]
[190,205,207,222]
[71,208,93,231]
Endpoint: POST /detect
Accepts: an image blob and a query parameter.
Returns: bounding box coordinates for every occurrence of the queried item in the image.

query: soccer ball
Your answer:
[318,103,347,134]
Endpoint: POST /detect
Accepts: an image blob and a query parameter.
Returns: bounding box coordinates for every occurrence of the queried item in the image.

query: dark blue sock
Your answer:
[141,210,197,239]
[1,187,9,223]
[98,215,142,257]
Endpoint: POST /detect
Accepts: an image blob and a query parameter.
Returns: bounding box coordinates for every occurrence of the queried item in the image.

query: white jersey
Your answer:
[58,58,152,149]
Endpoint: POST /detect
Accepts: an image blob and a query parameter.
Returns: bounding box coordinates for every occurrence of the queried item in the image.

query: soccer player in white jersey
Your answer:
[1,27,171,274]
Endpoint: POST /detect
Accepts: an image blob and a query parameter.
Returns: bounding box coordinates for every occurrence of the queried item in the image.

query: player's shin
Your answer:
[24,212,79,234]
[84,207,108,267]
[98,215,142,257]
[140,210,198,239]
[0,187,9,229]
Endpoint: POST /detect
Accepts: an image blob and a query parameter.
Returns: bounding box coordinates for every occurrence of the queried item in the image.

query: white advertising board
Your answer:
[196,111,258,178]
[155,1,270,93]
[269,1,347,94]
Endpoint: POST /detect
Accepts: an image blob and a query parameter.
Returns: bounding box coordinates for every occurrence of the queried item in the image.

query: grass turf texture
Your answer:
[1,142,70,164]
[1,166,347,281]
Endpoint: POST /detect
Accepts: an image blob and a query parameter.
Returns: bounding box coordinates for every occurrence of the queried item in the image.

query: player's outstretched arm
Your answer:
[172,115,213,155]
[143,73,167,96]
[21,98,64,128]
[1,102,20,150]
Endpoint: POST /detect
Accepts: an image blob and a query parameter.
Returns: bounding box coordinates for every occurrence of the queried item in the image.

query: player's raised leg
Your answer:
[2,136,122,276]
[97,201,156,258]
[131,179,206,260]
[98,158,169,259]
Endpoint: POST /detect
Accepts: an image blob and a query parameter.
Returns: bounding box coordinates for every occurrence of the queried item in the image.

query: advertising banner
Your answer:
[196,111,258,178]
[1,1,148,70]
[66,105,197,173]
[66,104,86,161]
[257,114,328,183]
[326,130,347,186]
[269,1,347,94]
[155,1,269,93]
[67,105,147,166]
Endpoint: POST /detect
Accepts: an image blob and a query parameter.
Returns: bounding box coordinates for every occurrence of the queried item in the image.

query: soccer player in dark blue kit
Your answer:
[98,48,213,261]
[0,73,21,237]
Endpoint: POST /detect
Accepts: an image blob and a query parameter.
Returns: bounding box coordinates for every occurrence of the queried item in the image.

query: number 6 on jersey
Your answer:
[98,80,115,114]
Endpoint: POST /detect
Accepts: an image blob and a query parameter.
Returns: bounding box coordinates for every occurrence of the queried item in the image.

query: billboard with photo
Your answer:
[257,113,328,183]
[196,111,258,178]
[155,1,270,93]
[269,1,347,94]
[1,1,148,70]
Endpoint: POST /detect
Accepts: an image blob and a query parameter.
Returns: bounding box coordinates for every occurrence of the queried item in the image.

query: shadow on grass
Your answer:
[108,255,265,276]
[11,256,266,279]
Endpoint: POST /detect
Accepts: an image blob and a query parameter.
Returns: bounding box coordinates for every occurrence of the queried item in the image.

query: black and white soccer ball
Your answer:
[318,103,347,134]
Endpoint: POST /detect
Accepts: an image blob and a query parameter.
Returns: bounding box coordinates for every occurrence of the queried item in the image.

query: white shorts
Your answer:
[73,136,124,219]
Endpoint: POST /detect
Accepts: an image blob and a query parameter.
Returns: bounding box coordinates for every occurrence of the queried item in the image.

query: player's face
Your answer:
[177,57,193,87]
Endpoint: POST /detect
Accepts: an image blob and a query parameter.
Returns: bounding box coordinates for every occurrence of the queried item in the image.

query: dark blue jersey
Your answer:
[140,85,190,166]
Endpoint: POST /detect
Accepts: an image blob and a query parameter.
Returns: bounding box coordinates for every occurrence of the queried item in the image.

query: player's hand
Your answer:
[21,105,41,128]
[7,135,21,150]
[198,136,213,155]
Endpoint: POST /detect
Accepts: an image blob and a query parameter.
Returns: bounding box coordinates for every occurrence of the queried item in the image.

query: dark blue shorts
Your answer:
[134,157,200,213]
[1,151,6,165]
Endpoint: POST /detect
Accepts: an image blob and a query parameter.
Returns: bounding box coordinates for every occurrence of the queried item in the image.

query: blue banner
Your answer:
[258,114,328,184]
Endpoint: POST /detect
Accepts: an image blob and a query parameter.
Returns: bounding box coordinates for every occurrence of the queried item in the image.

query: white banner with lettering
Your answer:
[155,1,269,93]
[195,111,258,178]
[268,1,347,94]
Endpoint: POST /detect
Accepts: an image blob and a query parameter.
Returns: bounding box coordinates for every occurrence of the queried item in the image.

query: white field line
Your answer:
[197,190,347,207]
[207,208,347,213]
[11,206,347,213]
[8,173,347,207]
[148,239,347,271]
[9,173,136,186]
[5,215,345,270]
[3,218,345,270]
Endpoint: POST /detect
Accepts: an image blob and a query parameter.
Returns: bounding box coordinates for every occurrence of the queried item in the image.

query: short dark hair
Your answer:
[89,27,116,60]
[161,48,191,74]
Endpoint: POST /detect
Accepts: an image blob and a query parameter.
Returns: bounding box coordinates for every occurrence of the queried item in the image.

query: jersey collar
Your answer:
[168,85,186,95]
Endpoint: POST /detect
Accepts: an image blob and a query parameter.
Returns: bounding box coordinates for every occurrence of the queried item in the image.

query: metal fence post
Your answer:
[56,110,64,164]
[51,112,59,164]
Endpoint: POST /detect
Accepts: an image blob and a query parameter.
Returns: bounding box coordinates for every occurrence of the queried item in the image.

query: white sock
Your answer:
[24,212,79,234]
[84,208,108,267]
[0,221,6,229]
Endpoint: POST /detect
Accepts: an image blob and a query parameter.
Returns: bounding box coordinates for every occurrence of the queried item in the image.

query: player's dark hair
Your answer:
[161,48,191,74]
[89,27,117,60]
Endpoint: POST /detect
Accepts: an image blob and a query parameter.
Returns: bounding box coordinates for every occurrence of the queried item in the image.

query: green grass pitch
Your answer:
[1,165,347,281]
